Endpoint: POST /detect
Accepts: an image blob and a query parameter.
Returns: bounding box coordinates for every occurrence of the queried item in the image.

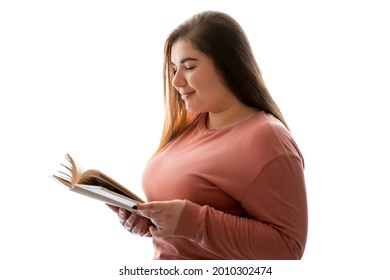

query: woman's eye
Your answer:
[172,66,195,74]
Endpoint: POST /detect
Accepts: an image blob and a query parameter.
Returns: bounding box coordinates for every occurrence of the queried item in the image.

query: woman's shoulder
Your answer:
[247,111,289,137]
[247,112,303,159]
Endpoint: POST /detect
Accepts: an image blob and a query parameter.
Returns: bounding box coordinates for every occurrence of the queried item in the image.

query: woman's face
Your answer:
[171,39,236,113]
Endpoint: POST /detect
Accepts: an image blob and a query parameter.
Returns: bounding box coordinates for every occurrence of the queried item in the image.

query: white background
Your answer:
[1,0,389,279]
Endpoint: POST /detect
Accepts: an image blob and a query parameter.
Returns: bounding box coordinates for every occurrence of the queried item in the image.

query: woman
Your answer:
[108,10,308,260]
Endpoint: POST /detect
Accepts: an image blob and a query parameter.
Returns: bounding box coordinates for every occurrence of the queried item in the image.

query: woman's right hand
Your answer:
[106,204,153,237]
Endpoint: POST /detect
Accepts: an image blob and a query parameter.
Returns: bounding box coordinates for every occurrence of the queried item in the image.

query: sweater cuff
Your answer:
[174,200,203,240]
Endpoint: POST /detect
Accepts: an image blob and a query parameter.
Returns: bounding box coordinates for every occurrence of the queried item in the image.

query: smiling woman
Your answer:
[2,0,389,277]
[171,39,249,119]
[108,10,308,260]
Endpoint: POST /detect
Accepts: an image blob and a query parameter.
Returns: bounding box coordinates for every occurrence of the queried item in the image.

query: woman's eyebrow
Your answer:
[172,57,198,65]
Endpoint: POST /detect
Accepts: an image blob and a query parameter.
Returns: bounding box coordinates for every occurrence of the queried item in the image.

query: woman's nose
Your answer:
[172,70,186,88]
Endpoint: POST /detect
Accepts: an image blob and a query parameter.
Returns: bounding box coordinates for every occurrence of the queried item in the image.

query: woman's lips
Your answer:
[180,91,195,100]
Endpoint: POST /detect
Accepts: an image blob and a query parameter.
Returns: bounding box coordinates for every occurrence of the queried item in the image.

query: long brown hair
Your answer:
[155,11,288,155]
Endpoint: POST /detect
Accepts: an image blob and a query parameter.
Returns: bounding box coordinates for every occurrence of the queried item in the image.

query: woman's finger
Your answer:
[135,200,185,237]
[118,207,130,225]
[136,202,165,219]
[124,212,138,231]
[106,203,120,213]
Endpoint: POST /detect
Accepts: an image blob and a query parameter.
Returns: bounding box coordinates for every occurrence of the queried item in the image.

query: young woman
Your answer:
[108,10,308,260]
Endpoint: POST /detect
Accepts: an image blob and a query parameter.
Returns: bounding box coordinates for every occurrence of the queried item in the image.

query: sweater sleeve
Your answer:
[173,155,308,260]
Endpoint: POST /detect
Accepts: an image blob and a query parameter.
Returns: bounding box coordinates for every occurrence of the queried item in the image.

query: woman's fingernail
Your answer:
[132,205,138,210]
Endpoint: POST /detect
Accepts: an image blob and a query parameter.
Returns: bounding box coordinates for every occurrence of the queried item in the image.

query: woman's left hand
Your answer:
[136,200,185,238]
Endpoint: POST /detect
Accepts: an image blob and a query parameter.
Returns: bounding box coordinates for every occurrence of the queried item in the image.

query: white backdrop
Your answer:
[1,1,389,279]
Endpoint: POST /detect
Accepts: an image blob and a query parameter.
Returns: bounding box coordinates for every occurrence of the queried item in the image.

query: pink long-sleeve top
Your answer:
[142,111,308,259]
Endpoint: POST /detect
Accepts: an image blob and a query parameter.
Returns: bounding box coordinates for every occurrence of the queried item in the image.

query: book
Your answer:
[51,153,144,212]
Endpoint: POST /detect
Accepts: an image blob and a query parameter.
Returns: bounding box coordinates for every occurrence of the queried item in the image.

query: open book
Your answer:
[51,154,144,211]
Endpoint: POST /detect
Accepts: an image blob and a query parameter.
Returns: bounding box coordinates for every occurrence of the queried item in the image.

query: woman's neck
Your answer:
[206,103,260,129]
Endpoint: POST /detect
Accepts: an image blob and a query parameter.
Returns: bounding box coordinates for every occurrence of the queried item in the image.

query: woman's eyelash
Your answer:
[172,66,196,74]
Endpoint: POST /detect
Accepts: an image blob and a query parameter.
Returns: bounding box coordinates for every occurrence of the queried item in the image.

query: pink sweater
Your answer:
[142,112,308,259]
